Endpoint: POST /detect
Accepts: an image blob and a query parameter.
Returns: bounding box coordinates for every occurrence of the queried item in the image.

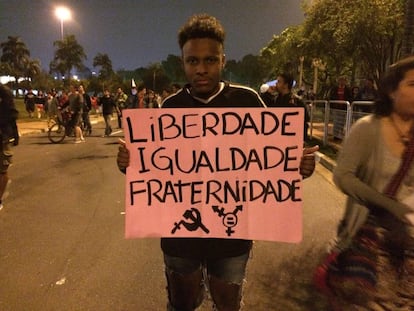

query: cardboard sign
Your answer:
[122,107,304,242]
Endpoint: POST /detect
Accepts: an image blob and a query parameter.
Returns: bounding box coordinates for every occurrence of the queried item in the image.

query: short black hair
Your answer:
[178,14,225,49]
[279,73,295,89]
[375,56,414,116]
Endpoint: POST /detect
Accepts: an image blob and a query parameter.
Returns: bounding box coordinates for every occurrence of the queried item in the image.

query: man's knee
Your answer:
[209,275,243,311]
[165,267,204,311]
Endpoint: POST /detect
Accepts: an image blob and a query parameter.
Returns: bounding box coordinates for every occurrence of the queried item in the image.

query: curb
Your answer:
[18,117,102,137]
[315,151,336,172]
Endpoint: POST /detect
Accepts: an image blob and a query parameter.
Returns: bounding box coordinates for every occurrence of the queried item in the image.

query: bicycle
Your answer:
[47,109,76,143]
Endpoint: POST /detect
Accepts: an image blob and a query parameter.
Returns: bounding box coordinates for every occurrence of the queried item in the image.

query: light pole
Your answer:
[55,7,71,40]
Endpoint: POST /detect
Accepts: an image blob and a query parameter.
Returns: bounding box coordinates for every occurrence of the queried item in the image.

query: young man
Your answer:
[272,73,310,141]
[117,14,318,311]
[98,89,116,137]
[114,87,128,128]
[68,84,85,143]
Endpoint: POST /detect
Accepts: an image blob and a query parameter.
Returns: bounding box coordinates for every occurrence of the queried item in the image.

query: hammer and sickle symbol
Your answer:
[171,208,210,234]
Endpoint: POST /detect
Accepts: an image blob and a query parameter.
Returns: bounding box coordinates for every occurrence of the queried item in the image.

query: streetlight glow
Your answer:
[55,6,71,40]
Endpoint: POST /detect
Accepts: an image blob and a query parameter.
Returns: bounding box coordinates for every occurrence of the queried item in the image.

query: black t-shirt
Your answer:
[160,81,265,259]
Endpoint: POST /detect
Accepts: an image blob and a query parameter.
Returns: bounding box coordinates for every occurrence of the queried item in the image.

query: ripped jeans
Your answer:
[164,252,250,311]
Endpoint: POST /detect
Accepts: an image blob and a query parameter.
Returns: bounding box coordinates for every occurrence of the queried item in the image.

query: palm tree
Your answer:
[50,34,86,84]
[0,36,31,88]
[93,53,113,80]
[402,0,414,57]
[25,59,42,81]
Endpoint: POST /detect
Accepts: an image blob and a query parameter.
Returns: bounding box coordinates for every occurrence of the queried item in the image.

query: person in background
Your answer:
[329,76,353,139]
[79,85,92,135]
[161,86,173,102]
[329,76,353,102]
[259,83,274,106]
[68,84,85,143]
[351,85,360,102]
[114,87,128,128]
[35,90,46,119]
[171,83,181,94]
[98,89,116,137]
[125,82,138,109]
[144,89,159,108]
[356,78,378,101]
[314,56,414,309]
[354,78,379,113]
[0,84,19,211]
[271,73,310,141]
[24,88,36,118]
[46,89,59,127]
[117,14,318,311]
[136,84,146,109]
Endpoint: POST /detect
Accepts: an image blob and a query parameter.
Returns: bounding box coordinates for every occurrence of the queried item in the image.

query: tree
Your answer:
[238,54,267,87]
[260,26,306,81]
[143,63,170,93]
[402,0,414,57]
[50,34,87,84]
[161,54,186,84]
[25,59,41,81]
[93,53,114,80]
[0,36,31,89]
[301,0,404,85]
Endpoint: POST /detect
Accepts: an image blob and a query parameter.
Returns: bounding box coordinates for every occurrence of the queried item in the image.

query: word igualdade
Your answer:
[134,145,298,175]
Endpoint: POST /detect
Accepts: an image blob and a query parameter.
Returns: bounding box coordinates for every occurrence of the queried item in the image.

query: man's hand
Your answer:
[117,139,130,173]
[300,145,319,178]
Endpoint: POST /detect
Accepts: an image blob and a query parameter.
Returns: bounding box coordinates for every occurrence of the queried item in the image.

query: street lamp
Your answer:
[55,7,71,40]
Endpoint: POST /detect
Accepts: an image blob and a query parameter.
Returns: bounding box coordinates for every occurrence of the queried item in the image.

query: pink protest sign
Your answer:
[122,107,304,242]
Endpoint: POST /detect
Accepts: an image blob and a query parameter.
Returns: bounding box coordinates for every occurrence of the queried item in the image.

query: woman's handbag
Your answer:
[314,124,414,304]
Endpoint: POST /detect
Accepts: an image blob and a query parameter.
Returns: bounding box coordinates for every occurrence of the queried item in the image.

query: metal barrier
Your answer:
[305,100,374,146]
[351,101,375,123]
[305,100,329,145]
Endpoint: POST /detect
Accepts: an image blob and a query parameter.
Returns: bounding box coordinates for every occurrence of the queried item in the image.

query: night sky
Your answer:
[0,0,305,71]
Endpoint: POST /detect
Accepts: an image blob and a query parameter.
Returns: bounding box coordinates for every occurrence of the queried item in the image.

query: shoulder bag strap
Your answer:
[384,123,414,198]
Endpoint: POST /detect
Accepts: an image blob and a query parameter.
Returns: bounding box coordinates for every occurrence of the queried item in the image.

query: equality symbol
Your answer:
[171,208,210,234]
[212,204,243,236]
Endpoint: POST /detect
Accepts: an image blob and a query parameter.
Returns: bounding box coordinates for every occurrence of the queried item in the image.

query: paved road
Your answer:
[0,119,345,310]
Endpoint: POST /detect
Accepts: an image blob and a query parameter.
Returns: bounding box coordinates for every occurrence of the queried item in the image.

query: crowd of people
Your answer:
[20,82,182,140]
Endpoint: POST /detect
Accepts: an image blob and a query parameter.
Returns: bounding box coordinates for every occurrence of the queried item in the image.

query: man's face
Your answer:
[181,38,225,98]
[275,76,286,93]
[138,88,146,98]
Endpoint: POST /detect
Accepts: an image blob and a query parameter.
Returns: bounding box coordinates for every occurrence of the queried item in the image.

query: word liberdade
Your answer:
[125,109,303,206]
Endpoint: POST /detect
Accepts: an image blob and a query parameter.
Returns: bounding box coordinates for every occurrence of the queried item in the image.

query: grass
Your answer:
[15,98,39,122]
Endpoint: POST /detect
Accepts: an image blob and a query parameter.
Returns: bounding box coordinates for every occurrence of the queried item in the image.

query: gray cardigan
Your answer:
[332,115,410,250]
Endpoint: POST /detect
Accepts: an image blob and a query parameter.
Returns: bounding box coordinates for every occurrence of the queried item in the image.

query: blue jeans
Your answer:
[164,252,250,311]
[103,114,112,135]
